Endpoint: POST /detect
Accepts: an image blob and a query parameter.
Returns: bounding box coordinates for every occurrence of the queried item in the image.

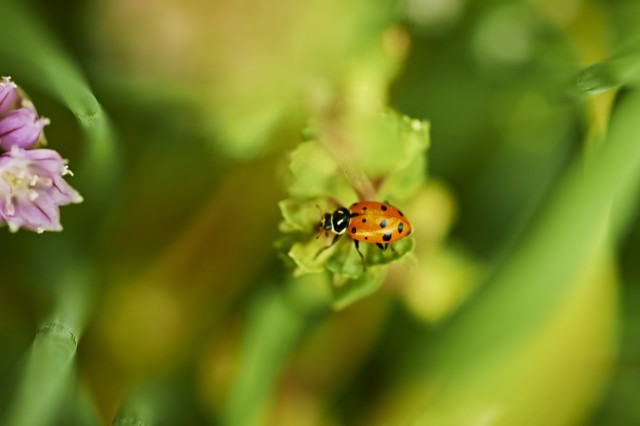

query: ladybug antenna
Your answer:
[315,204,327,233]
[315,205,324,239]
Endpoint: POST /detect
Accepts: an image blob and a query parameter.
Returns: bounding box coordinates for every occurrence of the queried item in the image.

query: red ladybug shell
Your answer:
[347,201,411,244]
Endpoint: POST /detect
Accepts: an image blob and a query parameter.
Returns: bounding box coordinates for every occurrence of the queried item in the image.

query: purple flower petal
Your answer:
[50,175,83,205]
[0,77,18,115]
[0,107,50,150]
[12,197,61,232]
[0,147,82,233]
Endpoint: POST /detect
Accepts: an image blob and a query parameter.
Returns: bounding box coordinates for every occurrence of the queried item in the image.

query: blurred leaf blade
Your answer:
[0,1,100,120]
[577,36,640,94]
[411,248,617,426]
[2,264,93,426]
[434,90,640,366]
[222,283,318,426]
[409,90,640,423]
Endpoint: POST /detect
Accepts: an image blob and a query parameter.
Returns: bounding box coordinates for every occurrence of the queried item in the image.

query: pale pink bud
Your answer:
[0,107,50,150]
[0,76,19,115]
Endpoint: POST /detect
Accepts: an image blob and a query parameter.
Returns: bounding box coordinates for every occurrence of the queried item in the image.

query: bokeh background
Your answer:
[1,0,639,425]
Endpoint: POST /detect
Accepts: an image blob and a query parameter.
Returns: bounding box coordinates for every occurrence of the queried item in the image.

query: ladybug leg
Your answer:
[354,240,366,269]
[314,234,341,259]
[375,243,389,251]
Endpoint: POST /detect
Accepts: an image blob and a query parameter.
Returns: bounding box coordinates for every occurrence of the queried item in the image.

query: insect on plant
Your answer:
[315,201,412,267]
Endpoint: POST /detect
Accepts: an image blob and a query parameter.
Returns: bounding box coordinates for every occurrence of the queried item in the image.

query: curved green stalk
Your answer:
[112,385,160,426]
[222,279,325,426]
[2,265,93,426]
[577,37,640,94]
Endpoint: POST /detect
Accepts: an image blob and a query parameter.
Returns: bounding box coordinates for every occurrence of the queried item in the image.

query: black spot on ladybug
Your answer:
[398,210,404,217]
[379,219,387,228]
[363,207,368,211]
[351,227,356,234]
[351,203,358,207]
[381,205,388,211]
[398,223,404,234]
[382,231,392,241]
[365,236,368,240]
[362,218,367,223]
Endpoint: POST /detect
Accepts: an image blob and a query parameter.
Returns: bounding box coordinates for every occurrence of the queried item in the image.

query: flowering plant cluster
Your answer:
[0,76,82,233]
[276,110,429,308]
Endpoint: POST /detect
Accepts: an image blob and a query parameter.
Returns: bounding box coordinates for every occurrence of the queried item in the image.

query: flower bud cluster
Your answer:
[0,77,82,233]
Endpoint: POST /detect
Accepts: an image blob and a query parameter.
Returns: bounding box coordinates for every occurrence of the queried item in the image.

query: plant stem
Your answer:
[2,265,92,426]
[576,37,640,94]
[222,282,322,426]
[318,107,377,201]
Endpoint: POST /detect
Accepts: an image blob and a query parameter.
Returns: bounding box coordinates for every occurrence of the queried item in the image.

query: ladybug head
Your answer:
[331,207,350,234]
[317,207,350,236]
[320,212,332,233]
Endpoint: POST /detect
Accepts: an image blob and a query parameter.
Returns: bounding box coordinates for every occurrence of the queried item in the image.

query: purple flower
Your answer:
[0,76,18,115]
[0,147,82,233]
[0,106,50,150]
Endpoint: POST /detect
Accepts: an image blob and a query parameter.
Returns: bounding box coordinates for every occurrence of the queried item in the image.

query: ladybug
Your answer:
[316,201,412,266]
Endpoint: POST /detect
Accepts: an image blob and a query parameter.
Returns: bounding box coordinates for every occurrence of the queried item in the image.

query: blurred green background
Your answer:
[1,0,639,425]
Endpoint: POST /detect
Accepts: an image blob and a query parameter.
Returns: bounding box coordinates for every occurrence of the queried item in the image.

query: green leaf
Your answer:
[321,237,414,309]
[277,199,353,275]
[353,111,430,184]
[288,236,335,275]
[325,240,366,278]
[278,198,326,233]
[379,117,430,200]
[273,235,299,269]
[287,141,357,201]
[330,267,387,311]
[367,237,416,266]
[287,111,429,207]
